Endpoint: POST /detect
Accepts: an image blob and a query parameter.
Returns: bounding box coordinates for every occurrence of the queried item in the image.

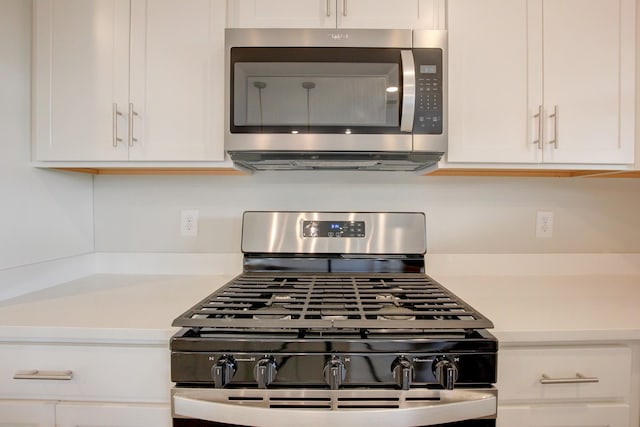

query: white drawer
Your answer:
[0,343,170,403]
[497,345,632,402]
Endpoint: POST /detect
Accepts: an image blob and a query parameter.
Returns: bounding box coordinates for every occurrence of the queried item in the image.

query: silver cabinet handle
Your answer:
[533,105,543,149]
[326,0,331,17]
[540,373,599,385]
[14,370,73,381]
[548,105,559,149]
[343,0,347,16]
[399,50,416,133]
[128,102,139,147]
[112,103,123,147]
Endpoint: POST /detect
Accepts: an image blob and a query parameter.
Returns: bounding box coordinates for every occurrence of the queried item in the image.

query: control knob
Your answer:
[391,356,414,390]
[254,356,277,389]
[433,356,459,390]
[211,355,237,388]
[323,356,346,390]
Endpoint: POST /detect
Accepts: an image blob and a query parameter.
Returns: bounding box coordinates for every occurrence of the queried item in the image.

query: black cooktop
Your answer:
[172,272,494,331]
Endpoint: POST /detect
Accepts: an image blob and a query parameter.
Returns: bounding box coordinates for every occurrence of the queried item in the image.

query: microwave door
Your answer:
[400,50,416,133]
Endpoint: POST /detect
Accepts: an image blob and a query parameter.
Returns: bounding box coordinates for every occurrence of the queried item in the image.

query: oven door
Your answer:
[172,388,497,427]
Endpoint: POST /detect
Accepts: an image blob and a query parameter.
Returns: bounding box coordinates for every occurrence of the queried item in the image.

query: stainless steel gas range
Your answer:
[171,211,498,427]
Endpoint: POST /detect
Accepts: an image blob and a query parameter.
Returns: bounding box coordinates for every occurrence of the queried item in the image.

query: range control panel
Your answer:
[413,48,443,135]
[302,220,365,238]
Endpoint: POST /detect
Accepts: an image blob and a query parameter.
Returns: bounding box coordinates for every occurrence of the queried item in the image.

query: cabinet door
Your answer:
[337,0,445,29]
[447,0,541,163]
[0,400,55,426]
[56,402,170,427]
[128,0,225,161]
[542,0,635,164]
[33,0,130,161]
[497,403,630,427]
[226,0,336,28]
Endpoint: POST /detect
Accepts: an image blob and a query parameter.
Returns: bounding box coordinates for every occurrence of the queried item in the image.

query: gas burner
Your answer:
[377,306,416,321]
[265,294,293,306]
[321,314,349,321]
[252,306,292,321]
[375,293,398,303]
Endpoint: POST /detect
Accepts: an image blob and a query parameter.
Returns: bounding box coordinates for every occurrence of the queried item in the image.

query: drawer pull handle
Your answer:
[540,373,599,385]
[13,370,73,381]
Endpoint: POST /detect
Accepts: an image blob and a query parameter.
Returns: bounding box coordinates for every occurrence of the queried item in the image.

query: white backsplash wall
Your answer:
[93,173,640,254]
[0,0,94,270]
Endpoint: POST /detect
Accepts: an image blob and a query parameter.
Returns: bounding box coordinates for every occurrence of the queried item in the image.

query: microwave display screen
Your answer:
[420,65,437,74]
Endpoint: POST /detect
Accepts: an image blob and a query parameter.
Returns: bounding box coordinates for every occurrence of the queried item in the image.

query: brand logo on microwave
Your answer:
[329,32,349,40]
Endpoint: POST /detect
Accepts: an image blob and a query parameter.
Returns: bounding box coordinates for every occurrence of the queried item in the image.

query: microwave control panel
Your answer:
[413,49,443,135]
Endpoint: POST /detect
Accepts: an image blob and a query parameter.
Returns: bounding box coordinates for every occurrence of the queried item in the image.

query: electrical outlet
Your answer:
[180,210,199,236]
[536,211,553,238]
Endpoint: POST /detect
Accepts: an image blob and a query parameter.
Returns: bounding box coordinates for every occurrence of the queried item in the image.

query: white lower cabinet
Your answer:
[497,403,630,427]
[0,342,171,427]
[497,345,633,427]
[0,401,170,427]
[56,402,170,427]
[0,400,55,426]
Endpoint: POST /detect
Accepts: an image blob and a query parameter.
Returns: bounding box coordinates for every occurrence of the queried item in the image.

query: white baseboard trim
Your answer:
[2,252,638,302]
[0,252,243,302]
[425,253,640,277]
[94,252,243,275]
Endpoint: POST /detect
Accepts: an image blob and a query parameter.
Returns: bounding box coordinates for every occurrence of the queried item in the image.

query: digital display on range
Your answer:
[302,221,365,238]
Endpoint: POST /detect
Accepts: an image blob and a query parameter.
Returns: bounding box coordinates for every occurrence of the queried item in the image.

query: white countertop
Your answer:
[0,272,639,345]
[0,274,233,345]
[431,273,640,343]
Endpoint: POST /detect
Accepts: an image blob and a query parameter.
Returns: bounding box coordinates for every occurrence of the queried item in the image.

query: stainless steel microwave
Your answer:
[224,28,447,172]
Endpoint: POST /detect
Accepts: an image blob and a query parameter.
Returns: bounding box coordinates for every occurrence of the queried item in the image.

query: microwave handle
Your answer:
[400,50,416,133]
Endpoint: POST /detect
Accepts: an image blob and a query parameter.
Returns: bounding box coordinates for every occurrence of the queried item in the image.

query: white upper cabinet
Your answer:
[226,0,336,28]
[227,0,445,29]
[33,0,226,163]
[447,0,538,163]
[336,0,445,29]
[447,0,635,166]
[541,0,635,164]
[128,0,225,161]
[33,0,130,161]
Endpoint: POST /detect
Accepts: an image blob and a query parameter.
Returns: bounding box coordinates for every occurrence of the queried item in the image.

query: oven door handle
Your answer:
[400,50,416,133]
[173,390,496,427]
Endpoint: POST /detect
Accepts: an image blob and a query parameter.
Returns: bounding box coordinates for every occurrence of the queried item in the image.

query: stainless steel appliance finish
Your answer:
[241,211,427,254]
[173,388,497,427]
[225,29,447,173]
[171,211,497,427]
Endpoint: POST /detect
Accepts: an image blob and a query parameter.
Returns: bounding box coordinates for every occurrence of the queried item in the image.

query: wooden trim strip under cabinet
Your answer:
[424,169,640,178]
[55,168,246,176]
[52,168,640,178]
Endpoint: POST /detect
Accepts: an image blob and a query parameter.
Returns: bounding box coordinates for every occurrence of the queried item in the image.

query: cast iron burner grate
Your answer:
[172,273,494,330]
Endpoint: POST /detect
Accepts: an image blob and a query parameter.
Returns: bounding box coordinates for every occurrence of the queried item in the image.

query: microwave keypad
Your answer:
[413,49,443,135]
